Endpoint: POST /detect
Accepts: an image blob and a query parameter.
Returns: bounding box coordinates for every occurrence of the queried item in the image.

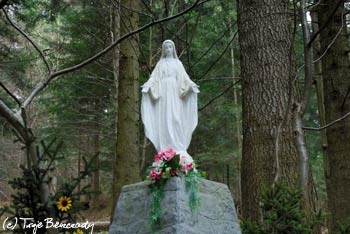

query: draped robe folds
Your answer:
[141,58,199,163]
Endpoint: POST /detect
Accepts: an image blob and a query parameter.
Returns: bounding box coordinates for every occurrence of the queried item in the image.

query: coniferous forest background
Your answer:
[1,0,350,233]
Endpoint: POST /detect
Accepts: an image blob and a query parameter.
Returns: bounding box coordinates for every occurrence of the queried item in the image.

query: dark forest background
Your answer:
[1,0,350,233]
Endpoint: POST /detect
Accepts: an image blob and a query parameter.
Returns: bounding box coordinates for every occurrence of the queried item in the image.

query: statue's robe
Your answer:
[141,58,199,162]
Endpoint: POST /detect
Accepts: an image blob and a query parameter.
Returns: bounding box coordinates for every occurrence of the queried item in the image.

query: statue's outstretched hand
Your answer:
[142,86,150,93]
[180,85,200,98]
[142,86,160,100]
[191,85,200,93]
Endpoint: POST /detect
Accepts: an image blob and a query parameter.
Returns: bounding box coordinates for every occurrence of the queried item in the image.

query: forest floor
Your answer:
[79,202,111,233]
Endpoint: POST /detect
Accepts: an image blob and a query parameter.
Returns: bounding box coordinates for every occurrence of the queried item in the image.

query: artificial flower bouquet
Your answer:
[146,148,197,181]
[146,148,205,230]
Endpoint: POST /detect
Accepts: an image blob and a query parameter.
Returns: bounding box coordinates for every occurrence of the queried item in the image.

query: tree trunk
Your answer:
[237,0,299,222]
[111,0,141,218]
[111,0,120,218]
[78,130,82,199]
[317,1,350,231]
[229,12,242,204]
[311,9,329,213]
[140,3,153,176]
[93,120,100,201]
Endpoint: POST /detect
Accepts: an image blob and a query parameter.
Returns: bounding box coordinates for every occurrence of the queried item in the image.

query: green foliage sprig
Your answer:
[145,149,205,232]
[149,179,165,227]
[334,221,350,234]
[185,171,202,213]
[242,178,325,234]
[0,137,97,233]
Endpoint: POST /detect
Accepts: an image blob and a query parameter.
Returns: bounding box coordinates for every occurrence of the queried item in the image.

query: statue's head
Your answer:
[161,40,178,59]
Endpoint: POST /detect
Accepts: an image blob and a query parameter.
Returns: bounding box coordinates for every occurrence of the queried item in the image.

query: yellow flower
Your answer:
[74,229,84,234]
[57,196,72,212]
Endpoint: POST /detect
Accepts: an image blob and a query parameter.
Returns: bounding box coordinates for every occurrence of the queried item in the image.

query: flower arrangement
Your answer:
[146,148,205,230]
[147,148,197,181]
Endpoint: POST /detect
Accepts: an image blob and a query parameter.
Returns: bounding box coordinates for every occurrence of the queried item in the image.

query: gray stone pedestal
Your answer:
[109,177,241,234]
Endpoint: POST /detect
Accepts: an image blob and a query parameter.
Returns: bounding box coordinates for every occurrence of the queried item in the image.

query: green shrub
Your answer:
[0,137,96,233]
[242,178,324,234]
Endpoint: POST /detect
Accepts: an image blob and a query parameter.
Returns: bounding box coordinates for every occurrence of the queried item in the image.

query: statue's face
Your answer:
[164,43,173,58]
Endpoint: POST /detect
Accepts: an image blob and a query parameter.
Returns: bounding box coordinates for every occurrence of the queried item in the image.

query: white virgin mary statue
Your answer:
[141,40,200,163]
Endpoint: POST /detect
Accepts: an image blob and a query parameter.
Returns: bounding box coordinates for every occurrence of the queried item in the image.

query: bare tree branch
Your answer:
[196,30,238,82]
[313,11,344,64]
[190,26,232,70]
[307,0,342,48]
[113,0,153,19]
[341,86,350,110]
[21,0,206,109]
[0,101,27,140]
[140,0,155,17]
[0,81,21,106]
[197,76,241,82]
[307,0,322,11]
[199,79,241,111]
[2,8,52,74]
[303,111,350,131]
[291,12,344,84]
[0,190,9,200]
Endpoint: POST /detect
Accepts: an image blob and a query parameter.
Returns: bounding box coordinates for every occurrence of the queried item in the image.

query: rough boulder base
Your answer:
[109,177,241,234]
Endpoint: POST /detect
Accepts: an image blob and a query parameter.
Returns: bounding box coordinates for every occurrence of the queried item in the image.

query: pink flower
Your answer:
[159,148,176,161]
[149,168,162,180]
[186,163,193,171]
[182,163,194,175]
[170,170,179,176]
[154,153,162,162]
[182,165,187,175]
[179,155,187,165]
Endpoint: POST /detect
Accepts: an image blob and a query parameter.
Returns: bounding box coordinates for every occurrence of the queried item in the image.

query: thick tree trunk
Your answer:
[112,0,141,217]
[317,1,350,230]
[110,0,121,219]
[237,0,299,221]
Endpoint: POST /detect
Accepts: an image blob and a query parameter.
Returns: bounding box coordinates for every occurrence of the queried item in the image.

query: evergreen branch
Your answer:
[21,0,207,109]
[2,8,52,74]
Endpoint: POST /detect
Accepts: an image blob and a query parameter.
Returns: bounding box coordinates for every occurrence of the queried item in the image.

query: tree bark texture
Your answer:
[111,0,121,219]
[317,0,350,230]
[93,120,100,201]
[237,0,299,221]
[311,10,329,211]
[113,0,141,211]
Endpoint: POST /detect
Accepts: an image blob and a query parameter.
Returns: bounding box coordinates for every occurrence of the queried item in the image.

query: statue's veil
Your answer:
[160,39,179,60]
